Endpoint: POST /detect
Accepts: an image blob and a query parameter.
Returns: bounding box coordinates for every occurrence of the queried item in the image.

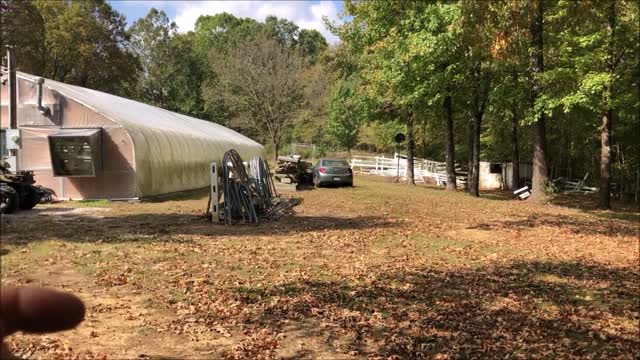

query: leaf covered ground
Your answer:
[1,175,638,359]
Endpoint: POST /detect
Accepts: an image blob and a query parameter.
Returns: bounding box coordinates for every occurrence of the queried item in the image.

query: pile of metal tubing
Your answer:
[220,149,301,224]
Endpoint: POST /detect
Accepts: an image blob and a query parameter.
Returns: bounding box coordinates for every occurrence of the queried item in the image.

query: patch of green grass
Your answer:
[0,241,73,279]
[30,242,56,256]
[138,326,159,336]
[167,289,188,304]
[142,187,209,203]
[305,264,336,281]
[74,199,111,207]
[414,236,473,252]
[413,236,473,264]
[371,234,401,250]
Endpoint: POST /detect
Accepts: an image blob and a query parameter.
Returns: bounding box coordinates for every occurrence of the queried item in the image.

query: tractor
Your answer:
[0,159,54,214]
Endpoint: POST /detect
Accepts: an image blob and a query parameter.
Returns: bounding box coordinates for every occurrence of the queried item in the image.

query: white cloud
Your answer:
[119,0,167,5]
[171,1,340,44]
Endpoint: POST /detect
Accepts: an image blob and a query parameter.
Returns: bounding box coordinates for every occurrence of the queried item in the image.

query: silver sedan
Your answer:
[312,158,353,187]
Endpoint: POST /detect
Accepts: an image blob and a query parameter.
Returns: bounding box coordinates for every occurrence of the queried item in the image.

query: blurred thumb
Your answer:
[0,286,85,338]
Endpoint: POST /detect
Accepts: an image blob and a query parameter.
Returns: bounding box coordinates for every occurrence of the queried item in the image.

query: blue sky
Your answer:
[108,0,344,43]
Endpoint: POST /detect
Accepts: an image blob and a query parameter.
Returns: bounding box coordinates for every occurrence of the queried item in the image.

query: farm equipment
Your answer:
[0,159,55,214]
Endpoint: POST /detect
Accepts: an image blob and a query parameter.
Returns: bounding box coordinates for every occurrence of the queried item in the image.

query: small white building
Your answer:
[501,162,533,190]
[478,162,503,190]
[478,161,532,190]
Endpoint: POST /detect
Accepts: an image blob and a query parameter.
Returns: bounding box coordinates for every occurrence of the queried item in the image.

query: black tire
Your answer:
[19,187,39,210]
[1,186,19,214]
[0,193,8,214]
[9,190,19,213]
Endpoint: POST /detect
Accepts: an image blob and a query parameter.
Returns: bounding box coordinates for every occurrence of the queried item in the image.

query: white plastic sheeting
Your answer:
[15,73,265,197]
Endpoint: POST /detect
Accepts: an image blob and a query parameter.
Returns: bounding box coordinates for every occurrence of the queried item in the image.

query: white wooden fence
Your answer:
[351,154,467,188]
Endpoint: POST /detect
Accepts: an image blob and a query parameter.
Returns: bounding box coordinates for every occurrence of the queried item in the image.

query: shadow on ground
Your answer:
[0,211,396,245]
[550,192,640,214]
[468,212,638,238]
[479,190,513,201]
[221,260,639,358]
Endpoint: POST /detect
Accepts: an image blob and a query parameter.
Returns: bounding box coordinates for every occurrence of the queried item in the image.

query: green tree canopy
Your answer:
[204,34,306,162]
[325,79,369,155]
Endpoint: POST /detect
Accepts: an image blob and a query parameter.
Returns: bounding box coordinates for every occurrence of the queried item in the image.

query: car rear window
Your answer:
[322,160,349,167]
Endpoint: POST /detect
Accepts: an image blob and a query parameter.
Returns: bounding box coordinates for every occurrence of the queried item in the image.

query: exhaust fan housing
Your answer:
[48,129,102,177]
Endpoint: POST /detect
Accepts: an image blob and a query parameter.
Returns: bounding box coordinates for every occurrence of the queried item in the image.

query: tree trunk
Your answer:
[511,111,520,190]
[531,115,548,200]
[406,110,416,185]
[600,110,613,208]
[466,118,474,191]
[599,0,616,209]
[421,121,428,158]
[562,118,570,178]
[444,95,456,192]
[468,61,486,197]
[529,0,548,202]
[617,141,623,196]
[470,112,481,197]
[41,28,46,76]
[273,140,279,165]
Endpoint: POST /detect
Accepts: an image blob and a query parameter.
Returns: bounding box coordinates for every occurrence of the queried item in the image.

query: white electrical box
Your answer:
[5,129,21,150]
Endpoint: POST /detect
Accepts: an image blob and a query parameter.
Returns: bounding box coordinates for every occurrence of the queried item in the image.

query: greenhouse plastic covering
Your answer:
[2,73,265,198]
